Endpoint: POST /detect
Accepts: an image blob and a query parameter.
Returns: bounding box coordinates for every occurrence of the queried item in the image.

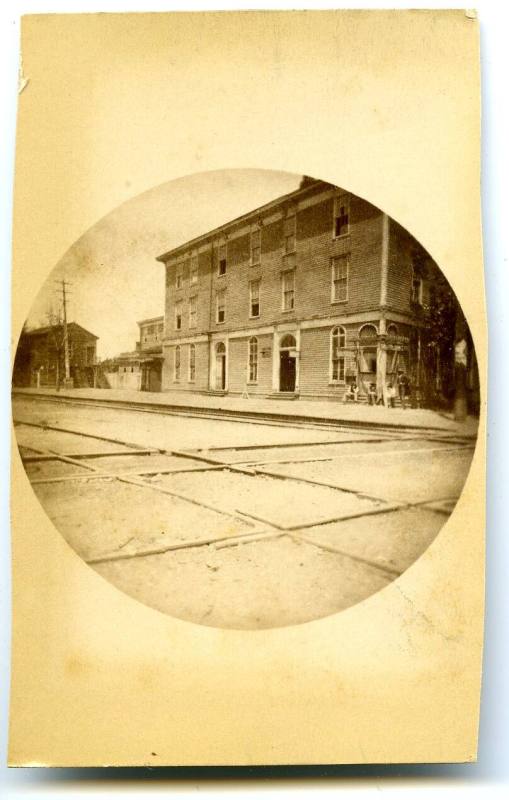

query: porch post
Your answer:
[376,337,387,406]
[272,329,279,392]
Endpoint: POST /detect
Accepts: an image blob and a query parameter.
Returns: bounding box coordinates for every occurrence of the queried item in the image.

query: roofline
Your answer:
[155,179,334,263]
[137,315,164,326]
[23,322,99,340]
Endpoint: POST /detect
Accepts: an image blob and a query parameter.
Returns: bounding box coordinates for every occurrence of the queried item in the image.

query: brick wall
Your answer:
[162,187,385,341]
[227,333,273,396]
[139,319,164,351]
[299,324,361,399]
[162,340,209,392]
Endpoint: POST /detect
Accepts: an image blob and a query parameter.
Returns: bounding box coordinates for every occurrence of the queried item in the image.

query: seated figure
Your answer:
[344,380,359,403]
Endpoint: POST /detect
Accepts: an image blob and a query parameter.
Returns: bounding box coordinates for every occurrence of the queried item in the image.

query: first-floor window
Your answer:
[174,346,181,381]
[188,343,196,382]
[281,269,295,311]
[248,337,258,383]
[331,326,346,382]
[216,289,226,323]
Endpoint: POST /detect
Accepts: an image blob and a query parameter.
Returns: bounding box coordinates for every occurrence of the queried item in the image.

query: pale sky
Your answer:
[27,169,302,358]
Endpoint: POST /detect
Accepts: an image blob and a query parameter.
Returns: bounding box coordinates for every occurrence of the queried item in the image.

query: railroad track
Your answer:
[14,415,469,574]
[12,389,478,442]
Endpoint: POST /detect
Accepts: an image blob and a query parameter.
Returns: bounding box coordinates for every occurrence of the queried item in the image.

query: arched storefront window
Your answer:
[214,341,227,391]
[359,324,378,340]
[331,326,346,382]
[358,324,378,374]
[188,343,196,382]
[280,334,296,350]
[248,337,258,383]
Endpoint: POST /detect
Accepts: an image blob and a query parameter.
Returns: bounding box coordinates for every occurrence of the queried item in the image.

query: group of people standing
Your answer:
[344,370,412,408]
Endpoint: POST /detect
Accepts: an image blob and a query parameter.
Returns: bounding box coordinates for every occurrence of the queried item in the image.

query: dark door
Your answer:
[280,352,296,392]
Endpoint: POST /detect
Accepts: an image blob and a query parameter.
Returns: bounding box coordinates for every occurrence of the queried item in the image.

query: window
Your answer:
[411,269,423,304]
[281,269,295,311]
[175,262,183,289]
[333,194,350,238]
[249,279,260,318]
[174,346,181,381]
[190,255,199,285]
[188,344,196,382]
[250,229,261,265]
[331,255,349,302]
[175,301,183,330]
[331,327,346,382]
[283,211,296,254]
[387,323,398,336]
[216,289,226,323]
[189,296,197,328]
[218,244,227,276]
[248,337,258,383]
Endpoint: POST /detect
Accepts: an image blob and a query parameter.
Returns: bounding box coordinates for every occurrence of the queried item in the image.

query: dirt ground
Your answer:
[13,396,477,629]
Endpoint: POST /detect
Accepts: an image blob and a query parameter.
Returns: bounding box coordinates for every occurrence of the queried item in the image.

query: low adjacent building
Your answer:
[109,316,164,391]
[13,322,98,388]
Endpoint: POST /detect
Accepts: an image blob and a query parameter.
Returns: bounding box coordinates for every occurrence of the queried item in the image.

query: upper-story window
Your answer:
[283,211,296,254]
[250,229,261,265]
[330,326,346,383]
[331,254,349,303]
[216,289,226,323]
[411,268,423,305]
[249,279,260,318]
[175,262,184,289]
[281,269,295,311]
[190,255,199,285]
[218,244,227,276]
[189,296,197,329]
[175,301,183,330]
[333,194,350,238]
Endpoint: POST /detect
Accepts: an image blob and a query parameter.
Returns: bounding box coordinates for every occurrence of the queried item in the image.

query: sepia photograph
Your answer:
[11,169,480,630]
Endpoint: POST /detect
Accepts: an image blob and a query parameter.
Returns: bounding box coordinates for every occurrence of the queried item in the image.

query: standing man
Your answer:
[397,370,409,409]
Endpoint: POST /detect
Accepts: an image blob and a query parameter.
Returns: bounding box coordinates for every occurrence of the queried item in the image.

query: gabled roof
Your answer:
[23,322,99,340]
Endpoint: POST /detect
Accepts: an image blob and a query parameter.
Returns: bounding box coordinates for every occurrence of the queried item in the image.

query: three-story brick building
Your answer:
[155,178,445,401]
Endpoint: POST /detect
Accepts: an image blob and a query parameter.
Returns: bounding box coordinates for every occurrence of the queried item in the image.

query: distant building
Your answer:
[109,316,164,392]
[12,322,98,388]
[155,177,478,405]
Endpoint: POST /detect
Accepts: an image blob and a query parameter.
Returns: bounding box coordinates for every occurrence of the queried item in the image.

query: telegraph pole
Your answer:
[55,279,72,386]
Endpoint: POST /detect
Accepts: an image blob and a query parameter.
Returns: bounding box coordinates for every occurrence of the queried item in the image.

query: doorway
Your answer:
[279,334,297,392]
[215,342,226,391]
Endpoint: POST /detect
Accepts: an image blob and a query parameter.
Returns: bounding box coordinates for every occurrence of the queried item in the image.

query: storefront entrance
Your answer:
[279,334,297,392]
